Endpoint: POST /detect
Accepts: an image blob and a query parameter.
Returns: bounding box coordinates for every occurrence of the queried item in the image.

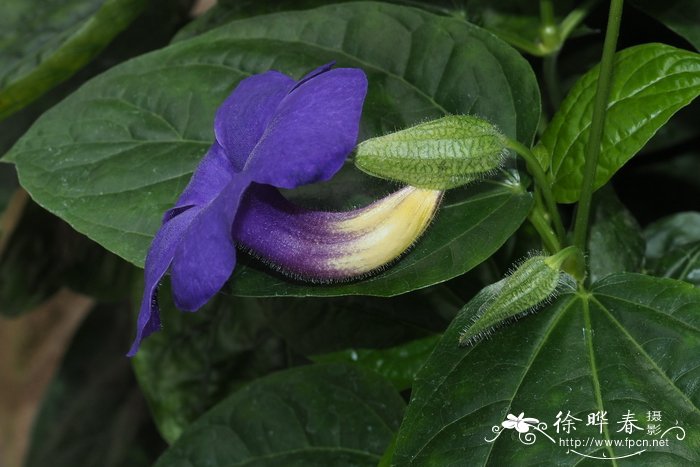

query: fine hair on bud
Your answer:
[354,115,507,190]
[458,251,571,347]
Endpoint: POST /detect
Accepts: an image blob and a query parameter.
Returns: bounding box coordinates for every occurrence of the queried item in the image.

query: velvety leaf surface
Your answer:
[132,284,288,444]
[587,186,645,283]
[172,0,465,43]
[536,43,700,203]
[654,240,700,287]
[134,281,457,443]
[311,334,440,391]
[644,211,700,260]
[631,0,700,51]
[7,2,538,296]
[154,363,405,467]
[0,0,145,119]
[393,273,700,465]
[0,0,194,159]
[25,303,164,467]
[261,284,458,356]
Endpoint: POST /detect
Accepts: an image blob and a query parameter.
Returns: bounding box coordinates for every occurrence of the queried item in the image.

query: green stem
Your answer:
[505,138,566,244]
[543,52,562,111]
[559,0,601,41]
[539,0,560,54]
[529,207,561,254]
[572,0,624,254]
[540,0,555,28]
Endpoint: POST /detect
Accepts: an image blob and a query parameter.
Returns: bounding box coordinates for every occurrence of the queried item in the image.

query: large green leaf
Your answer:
[393,273,700,465]
[311,334,440,391]
[587,186,645,284]
[154,363,405,467]
[7,2,538,296]
[0,0,145,120]
[0,0,194,159]
[260,284,458,355]
[644,211,700,261]
[132,284,288,444]
[134,280,457,443]
[172,0,464,43]
[631,0,700,51]
[654,241,700,287]
[536,43,700,203]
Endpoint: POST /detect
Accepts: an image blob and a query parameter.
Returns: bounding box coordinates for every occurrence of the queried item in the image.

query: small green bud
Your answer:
[355,115,507,190]
[458,249,578,347]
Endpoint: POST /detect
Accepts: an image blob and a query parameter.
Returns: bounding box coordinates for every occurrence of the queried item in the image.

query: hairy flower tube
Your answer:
[233,185,442,281]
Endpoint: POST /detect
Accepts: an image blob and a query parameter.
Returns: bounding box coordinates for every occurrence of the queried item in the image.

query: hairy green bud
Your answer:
[354,115,507,190]
[458,248,578,347]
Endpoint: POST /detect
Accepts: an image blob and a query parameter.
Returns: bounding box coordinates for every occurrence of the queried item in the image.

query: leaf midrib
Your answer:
[591,295,700,415]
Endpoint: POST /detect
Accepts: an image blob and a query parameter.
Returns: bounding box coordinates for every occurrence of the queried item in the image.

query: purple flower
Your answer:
[128,64,368,356]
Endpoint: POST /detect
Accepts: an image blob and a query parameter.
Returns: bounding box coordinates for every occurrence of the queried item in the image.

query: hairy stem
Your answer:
[572,0,624,255]
[506,138,566,245]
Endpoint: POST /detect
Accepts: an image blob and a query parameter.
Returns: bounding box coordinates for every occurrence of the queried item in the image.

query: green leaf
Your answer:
[8,2,539,296]
[639,102,700,155]
[25,303,164,467]
[0,0,194,160]
[587,186,645,283]
[172,0,466,43]
[311,334,441,391]
[132,284,288,444]
[261,284,459,356]
[536,43,700,203]
[393,273,700,465]
[644,212,700,286]
[154,363,405,467]
[134,280,456,444]
[631,0,700,51]
[0,0,146,119]
[644,211,700,260]
[0,200,136,316]
[654,240,700,287]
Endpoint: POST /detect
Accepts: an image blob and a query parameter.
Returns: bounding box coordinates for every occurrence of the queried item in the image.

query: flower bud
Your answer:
[458,248,577,346]
[355,115,507,189]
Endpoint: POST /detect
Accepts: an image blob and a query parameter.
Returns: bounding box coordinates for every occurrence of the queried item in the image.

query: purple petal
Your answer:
[127,207,200,356]
[245,68,368,188]
[163,142,235,222]
[169,175,252,310]
[214,71,295,171]
[293,61,334,90]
